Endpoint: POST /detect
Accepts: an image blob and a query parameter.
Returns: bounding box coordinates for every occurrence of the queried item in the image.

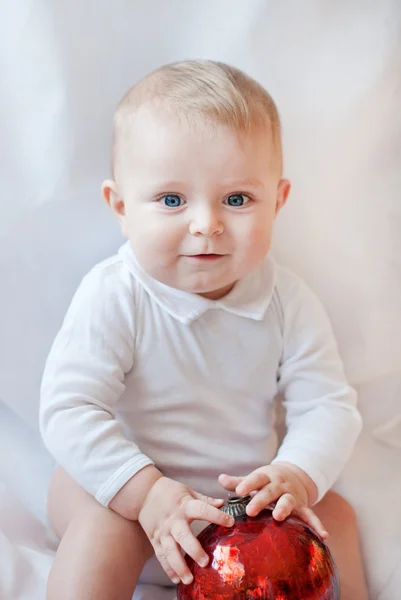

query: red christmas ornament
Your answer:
[178,495,340,599]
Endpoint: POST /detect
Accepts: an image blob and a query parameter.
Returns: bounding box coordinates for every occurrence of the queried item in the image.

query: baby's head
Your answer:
[102,60,291,299]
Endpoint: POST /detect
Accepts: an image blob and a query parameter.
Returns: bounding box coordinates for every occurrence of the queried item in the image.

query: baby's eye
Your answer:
[160,194,184,208]
[225,194,249,207]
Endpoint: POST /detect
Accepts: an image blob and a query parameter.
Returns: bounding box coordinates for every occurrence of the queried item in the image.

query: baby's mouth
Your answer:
[185,253,226,261]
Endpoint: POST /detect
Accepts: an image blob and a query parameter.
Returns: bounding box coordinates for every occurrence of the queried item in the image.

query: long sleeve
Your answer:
[39,261,154,506]
[271,269,363,502]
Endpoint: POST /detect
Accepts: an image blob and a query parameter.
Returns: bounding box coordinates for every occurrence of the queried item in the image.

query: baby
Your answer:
[40,60,368,599]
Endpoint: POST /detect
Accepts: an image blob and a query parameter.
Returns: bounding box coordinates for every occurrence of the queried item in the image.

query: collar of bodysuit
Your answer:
[119,241,276,325]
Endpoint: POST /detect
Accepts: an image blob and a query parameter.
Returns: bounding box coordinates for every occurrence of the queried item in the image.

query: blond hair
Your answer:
[112,59,282,178]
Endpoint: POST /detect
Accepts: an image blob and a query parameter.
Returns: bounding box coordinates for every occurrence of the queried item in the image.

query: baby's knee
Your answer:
[84,505,152,556]
[48,468,149,551]
[318,490,358,526]
[47,467,99,538]
[76,502,139,538]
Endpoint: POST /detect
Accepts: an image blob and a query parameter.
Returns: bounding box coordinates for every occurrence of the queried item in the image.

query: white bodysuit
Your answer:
[40,242,362,510]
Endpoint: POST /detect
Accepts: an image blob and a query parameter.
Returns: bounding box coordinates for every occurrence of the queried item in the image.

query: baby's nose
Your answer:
[189,208,224,237]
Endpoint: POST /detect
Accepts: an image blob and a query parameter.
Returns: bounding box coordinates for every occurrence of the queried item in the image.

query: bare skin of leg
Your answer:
[47,470,368,600]
[46,467,154,600]
[314,491,369,600]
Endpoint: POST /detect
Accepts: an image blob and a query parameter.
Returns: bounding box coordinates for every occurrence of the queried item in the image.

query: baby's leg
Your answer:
[46,467,153,600]
[313,491,369,600]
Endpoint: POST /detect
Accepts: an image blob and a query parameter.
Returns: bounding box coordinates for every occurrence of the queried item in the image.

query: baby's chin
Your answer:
[178,278,238,300]
[144,262,238,299]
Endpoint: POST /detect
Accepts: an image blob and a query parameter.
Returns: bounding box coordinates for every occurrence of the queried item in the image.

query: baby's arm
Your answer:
[220,271,361,534]
[40,265,155,506]
[271,269,363,503]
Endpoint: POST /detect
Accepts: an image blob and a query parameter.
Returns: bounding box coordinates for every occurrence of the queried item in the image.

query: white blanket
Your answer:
[1,1,400,598]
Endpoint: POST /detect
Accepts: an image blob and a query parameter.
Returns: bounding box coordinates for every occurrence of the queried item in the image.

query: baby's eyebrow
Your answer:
[148,178,265,193]
[150,180,187,191]
[223,178,264,190]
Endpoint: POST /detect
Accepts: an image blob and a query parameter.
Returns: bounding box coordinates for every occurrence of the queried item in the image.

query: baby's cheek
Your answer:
[243,223,272,260]
[131,219,175,253]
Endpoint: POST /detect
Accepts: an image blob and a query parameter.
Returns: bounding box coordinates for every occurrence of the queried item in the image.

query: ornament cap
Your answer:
[221,494,276,519]
[220,494,252,518]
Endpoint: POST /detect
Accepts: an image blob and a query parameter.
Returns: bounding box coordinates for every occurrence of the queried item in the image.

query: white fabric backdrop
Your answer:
[0,1,400,599]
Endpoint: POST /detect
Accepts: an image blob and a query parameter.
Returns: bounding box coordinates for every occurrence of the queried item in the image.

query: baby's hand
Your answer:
[138,476,234,585]
[218,463,328,540]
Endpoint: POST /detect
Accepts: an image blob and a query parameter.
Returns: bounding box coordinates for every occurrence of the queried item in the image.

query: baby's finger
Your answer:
[158,535,193,585]
[246,485,278,516]
[218,473,244,491]
[185,499,235,528]
[154,541,182,585]
[297,506,329,540]
[272,493,297,521]
[171,520,209,568]
[193,491,224,507]
[236,469,271,496]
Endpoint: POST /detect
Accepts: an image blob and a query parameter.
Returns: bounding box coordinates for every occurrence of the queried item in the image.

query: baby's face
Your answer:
[107,107,290,299]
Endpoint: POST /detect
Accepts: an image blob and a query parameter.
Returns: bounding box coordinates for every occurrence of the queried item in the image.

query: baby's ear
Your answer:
[102,179,127,233]
[275,178,291,215]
